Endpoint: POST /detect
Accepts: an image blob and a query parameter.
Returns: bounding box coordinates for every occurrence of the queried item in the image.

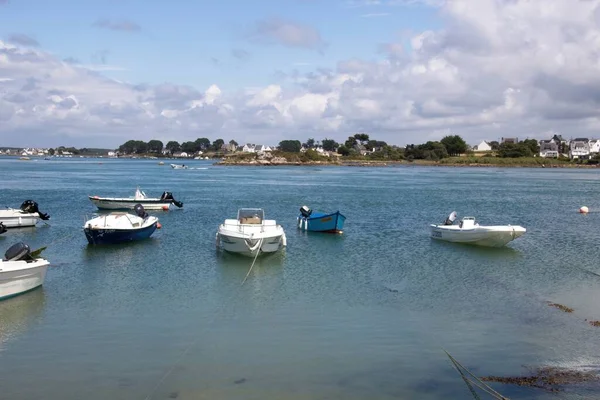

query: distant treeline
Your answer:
[117,138,235,155]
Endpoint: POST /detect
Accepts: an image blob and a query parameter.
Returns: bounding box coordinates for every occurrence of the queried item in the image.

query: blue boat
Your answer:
[297,206,346,234]
[83,204,161,245]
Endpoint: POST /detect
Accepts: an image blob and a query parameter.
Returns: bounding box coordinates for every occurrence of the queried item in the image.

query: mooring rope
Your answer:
[143,236,265,399]
[444,350,509,400]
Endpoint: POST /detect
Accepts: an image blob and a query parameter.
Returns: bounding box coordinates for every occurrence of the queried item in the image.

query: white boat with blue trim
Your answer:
[0,243,50,301]
[430,212,526,247]
[216,208,286,257]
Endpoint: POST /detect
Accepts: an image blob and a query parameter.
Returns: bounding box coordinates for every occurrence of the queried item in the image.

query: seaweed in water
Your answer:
[547,302,574,313]
[481,366,600,392]
[587,320,600,327]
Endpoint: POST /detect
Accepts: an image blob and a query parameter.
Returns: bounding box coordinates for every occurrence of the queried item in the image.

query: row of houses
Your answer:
[473,136,600,159]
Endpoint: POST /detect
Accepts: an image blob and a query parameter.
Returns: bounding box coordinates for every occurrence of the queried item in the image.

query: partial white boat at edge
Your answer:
[430,212,526,248]
[0,200,50,231]
[0,243,50,301]
[216,208,286,257]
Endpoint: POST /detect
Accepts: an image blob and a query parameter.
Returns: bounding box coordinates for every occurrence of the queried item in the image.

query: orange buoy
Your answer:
[157,222,162,229]
[162,205,169,211]
[579,206,589,214]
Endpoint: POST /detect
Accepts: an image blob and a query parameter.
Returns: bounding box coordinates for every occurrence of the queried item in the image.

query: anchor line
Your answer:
[143,235,265,399]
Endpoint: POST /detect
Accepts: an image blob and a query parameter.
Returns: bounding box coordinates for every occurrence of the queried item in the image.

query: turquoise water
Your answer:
[1,157,600,399]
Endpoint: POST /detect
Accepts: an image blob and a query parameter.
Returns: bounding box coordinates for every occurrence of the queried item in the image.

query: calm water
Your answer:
[1,157,600,399]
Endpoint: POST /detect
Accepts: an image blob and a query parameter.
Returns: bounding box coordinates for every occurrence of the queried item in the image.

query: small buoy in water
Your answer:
[157,222,162,229]
[579,206,589,214]
[162,205,169,211]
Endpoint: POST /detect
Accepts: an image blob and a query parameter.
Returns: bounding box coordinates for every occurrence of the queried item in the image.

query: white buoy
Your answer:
[579,206,589,214]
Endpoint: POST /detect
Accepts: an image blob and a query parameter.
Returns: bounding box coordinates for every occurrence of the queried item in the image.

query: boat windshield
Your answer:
[237,208,264,224]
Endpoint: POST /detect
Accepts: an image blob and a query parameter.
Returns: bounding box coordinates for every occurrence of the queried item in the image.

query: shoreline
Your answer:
[214,159,599,168]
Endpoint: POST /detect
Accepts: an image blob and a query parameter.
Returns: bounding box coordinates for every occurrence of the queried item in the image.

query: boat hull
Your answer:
[430,225,526,247]
[89,197,172,211]
[0,260,49,301]
[297,211,345,233]
[84,222,158,245]
[0,211,41,228]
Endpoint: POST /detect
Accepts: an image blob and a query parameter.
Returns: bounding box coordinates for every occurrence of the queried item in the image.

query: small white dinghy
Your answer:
[216,208,286,257]
[430,211,526,247]
[83,204,161,245]
[170,164,188,169]
[0,200,50,232]
[88,187,183,211]
[0,242,50,301]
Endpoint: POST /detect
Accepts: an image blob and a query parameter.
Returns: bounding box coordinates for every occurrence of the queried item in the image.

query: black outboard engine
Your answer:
[0,222,6,235]
[4,242,32,261]
[20,200,50,220]
[444,211,457,225]
[160,191,183,208]
[300,205,312,218]
[134,203,148,219]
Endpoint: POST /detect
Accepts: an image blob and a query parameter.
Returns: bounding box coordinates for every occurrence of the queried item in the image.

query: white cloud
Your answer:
[3,0,600,147]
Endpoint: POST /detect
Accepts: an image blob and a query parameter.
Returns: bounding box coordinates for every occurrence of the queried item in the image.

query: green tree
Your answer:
[344,136,357,148]
[165,141,180,155]
[354,133,370,144]
[211,138,225,151]
[181,141,197,153]
[118,140,137,154]
[489,141,500,150]
[497,142,533,158]
[229,139,238,147]
[337,145,350,156]
[47,148,55,155]
[303,138,315,149]
[521,139,540,155]
[147,140,164,153]
[440,135,468,156]
[278,140,302,152]
[195,137,211,151]
[322,139,339,152]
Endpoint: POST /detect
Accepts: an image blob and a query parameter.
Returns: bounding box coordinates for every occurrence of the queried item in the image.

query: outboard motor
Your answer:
[0,222,6,235]
[444,211,457,225]
[19,200,50,220]
[160,191,183,208]
[4,242,32,261]
[300,205,312,218]
[134,204,148,219]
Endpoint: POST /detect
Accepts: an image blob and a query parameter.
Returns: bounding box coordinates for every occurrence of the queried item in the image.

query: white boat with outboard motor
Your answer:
[88,187,183,211]
[0,242,50,300]
[430,211,526,247]
[0,200,50,233]
[170,164,188,169]
[215,208,287,257]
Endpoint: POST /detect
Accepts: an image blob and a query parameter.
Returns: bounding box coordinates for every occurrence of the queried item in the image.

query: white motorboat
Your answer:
[216,208,287,257]
[0,200,50,231]
[0,242,50,301]
[88,187,183,210]
[170,164,188,169]
[430,211,526,247]
[83,204,161,245]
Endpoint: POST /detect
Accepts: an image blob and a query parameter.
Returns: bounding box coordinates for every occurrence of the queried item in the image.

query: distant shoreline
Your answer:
[214,159,599,168]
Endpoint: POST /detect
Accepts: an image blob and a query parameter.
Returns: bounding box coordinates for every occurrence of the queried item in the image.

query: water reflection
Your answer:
[0,288,46,351]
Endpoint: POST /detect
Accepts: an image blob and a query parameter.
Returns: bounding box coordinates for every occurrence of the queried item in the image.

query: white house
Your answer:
[589,139,600,154]
[255,145,272,154]
[242,144,256,153]
[107,151,116,157]
[569,138,591,159]
[472,141,492,152]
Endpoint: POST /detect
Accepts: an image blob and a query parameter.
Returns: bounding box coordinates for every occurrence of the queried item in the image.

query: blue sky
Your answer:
[0,0,440,91]
[1,0,597,148]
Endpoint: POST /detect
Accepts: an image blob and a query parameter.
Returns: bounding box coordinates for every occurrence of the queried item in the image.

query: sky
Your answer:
[1,0,600,148]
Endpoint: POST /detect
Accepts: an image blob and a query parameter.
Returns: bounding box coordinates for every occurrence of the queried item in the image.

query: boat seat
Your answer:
[240,216,262,224]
